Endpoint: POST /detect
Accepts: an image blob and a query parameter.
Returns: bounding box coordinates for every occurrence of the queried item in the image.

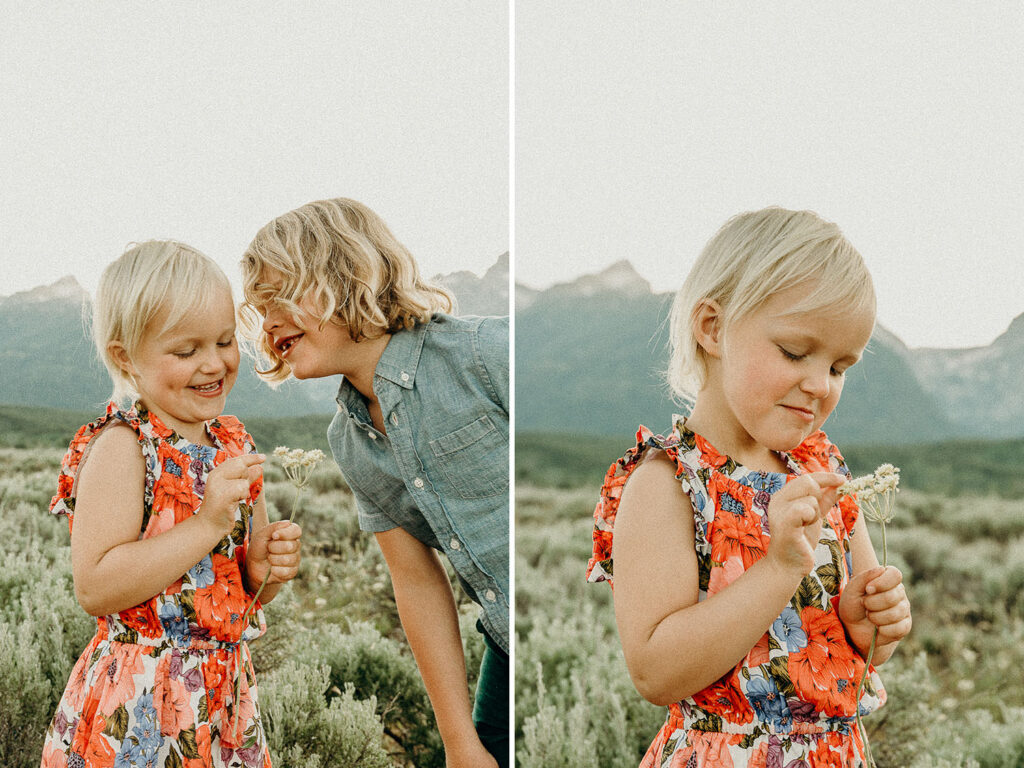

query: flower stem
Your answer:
[854,518,888,767]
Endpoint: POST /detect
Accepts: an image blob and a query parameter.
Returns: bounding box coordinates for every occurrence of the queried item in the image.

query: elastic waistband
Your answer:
[96,629,243,653]
[665,708,854,737]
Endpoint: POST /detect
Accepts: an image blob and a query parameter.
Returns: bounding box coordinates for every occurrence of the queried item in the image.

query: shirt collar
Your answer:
[372,321,427,390]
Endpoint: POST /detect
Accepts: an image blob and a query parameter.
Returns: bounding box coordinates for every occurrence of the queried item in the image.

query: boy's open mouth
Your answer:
[276,334,302,357]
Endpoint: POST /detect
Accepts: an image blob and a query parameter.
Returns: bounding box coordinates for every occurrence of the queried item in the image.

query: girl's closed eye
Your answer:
[174,349,196,359]
[777,345,805,362]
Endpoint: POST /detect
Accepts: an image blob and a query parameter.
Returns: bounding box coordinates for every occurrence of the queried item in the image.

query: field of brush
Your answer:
[0,411,482,768]
[515,432,1024,768]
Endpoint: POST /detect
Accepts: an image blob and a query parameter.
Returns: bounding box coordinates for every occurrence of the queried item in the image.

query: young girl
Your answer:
[586,208,912,767]
[41,241,302,768]
[239,197,509,768]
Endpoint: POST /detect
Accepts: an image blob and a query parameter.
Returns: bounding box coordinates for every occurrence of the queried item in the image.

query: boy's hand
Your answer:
[765,472,844,576]
[200,454,265,534]
[839,565,912,657]
[247,520,302,586]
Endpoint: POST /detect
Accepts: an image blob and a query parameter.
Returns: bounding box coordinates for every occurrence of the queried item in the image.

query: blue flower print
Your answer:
[719,491,746,516]
[772,606,808,653]
[158,601,190,642]
[132,693,164,752]
[114,741,141,768]
[747,676,791,730]
[163,458,182,478]
[189,555,215,589]
[743,471,785,494]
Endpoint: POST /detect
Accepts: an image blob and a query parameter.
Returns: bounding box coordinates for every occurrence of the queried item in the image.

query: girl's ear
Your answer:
[692,299,724,358]
[107,341,135,376]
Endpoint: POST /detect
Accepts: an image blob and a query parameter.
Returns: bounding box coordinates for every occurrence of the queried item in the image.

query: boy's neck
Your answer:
[341,333,392,404]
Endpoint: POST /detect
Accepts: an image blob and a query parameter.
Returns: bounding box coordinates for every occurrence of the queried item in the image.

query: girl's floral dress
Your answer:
[41,402,272,768]
[586,418,886,768]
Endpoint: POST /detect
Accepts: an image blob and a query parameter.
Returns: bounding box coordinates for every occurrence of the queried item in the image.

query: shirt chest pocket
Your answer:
[429,414,508,500]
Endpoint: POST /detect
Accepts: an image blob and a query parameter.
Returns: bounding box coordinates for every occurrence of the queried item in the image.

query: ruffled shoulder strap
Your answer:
[586,420,706,586]
[49,402,147,528]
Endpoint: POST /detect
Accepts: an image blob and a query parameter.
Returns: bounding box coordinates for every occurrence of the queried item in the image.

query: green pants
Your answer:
[473,622,509,768]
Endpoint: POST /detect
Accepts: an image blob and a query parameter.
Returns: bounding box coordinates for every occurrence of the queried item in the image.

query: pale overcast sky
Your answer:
[0,4,507,298]
[516,3,1024,350]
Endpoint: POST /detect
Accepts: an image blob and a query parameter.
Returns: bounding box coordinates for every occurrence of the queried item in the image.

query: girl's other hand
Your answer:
[200,453,265,535]
[765,472,844,576]
[839,565,912,657]
[247,520,302,586]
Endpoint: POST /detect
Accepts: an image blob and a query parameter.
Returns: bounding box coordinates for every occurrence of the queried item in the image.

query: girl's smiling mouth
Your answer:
[189,379,224,396]
[780,404,815,422]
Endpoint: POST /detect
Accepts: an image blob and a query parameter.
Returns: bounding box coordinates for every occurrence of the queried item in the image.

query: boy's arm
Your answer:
[375,526,499,768]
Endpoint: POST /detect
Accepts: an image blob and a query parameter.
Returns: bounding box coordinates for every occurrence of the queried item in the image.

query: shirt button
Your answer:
[413,477,424,488]
[485,590,496,602]
[367,432,377,440]
[400,372,409,382]
[449,537,461,550]
[390,413,398,426]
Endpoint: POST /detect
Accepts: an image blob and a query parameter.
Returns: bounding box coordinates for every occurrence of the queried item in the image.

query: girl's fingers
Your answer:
[269,520,302,540]
[865,566,903,595]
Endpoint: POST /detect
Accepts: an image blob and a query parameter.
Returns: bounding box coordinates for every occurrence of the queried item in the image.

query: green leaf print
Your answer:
[766,655,796,698]
[690,713,723,733]
[177,727,200,759]
[102,703,129,742]
[164,747,183,768]
[199,694,210,723]
[738,733,759,749]
[816,562,841,596]
[112,627,139,645]
[793,576,824,612]
[230,518,246,547]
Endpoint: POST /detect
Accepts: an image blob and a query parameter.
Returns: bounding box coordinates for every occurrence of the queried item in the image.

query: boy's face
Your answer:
[255,271,354,379]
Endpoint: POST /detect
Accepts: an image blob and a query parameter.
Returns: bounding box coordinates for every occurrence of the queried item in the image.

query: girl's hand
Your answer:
[765,472,844,576]
[199,454,265,534]
[839,565,912,657]
[247,520,302,587]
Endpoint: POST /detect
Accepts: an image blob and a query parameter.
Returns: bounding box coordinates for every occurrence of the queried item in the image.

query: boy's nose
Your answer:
[261,310,281,333]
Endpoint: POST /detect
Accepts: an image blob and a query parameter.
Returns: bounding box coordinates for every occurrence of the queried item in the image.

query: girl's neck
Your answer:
[139,400,215,447]
[687,393,790,474]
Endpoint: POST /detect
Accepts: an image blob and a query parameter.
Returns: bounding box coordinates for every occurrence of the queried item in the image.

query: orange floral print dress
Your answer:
[41,403,272,768]
[586,418,886,768]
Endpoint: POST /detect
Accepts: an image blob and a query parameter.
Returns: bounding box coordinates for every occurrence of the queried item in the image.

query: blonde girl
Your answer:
[586,208,912,767]
[41,241,301,768]
[240,198,509,768]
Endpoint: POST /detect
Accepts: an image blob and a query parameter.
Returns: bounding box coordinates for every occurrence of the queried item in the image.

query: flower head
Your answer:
[273,446,325,488]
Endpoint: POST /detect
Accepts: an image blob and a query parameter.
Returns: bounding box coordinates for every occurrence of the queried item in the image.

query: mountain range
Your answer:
[0,255,509,418]
[516,261,1024,446]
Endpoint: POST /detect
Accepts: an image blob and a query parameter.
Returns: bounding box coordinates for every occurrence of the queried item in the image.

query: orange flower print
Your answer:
[193,554,246,641]
[155,655,194,738]
[688,732,739,767]
[185,723,214,768]
[70,697,115,768]
[202,655,230,714]
[692,677,754,726]
[40,741,66,768]
[707,555,744,597]
[119,601,165,639]
[154,443,200,524]
[788,606,858,717]
[709,507,764,568]
[811,735,847,768]
[747,631,771,669]
[94,646,145,711]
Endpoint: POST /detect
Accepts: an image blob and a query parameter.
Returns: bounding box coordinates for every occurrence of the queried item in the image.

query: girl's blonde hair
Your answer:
[93,240,232,402]
[239,197,454,384]
[668,207,876,402]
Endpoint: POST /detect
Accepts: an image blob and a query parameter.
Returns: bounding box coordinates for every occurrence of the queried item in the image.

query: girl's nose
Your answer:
[800,367,830,399]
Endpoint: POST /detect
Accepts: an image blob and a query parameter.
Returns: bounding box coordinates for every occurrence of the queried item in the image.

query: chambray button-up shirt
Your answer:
[327,313,509,652]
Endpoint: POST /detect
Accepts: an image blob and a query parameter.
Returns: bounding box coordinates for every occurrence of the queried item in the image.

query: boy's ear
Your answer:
[692,299,724,358]
[107,341,135,376]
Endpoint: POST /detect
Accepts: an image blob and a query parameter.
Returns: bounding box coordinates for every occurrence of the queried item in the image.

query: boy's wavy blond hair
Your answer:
[93,240,232,403]
[668,207,876,403]
[239,198,453,384]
